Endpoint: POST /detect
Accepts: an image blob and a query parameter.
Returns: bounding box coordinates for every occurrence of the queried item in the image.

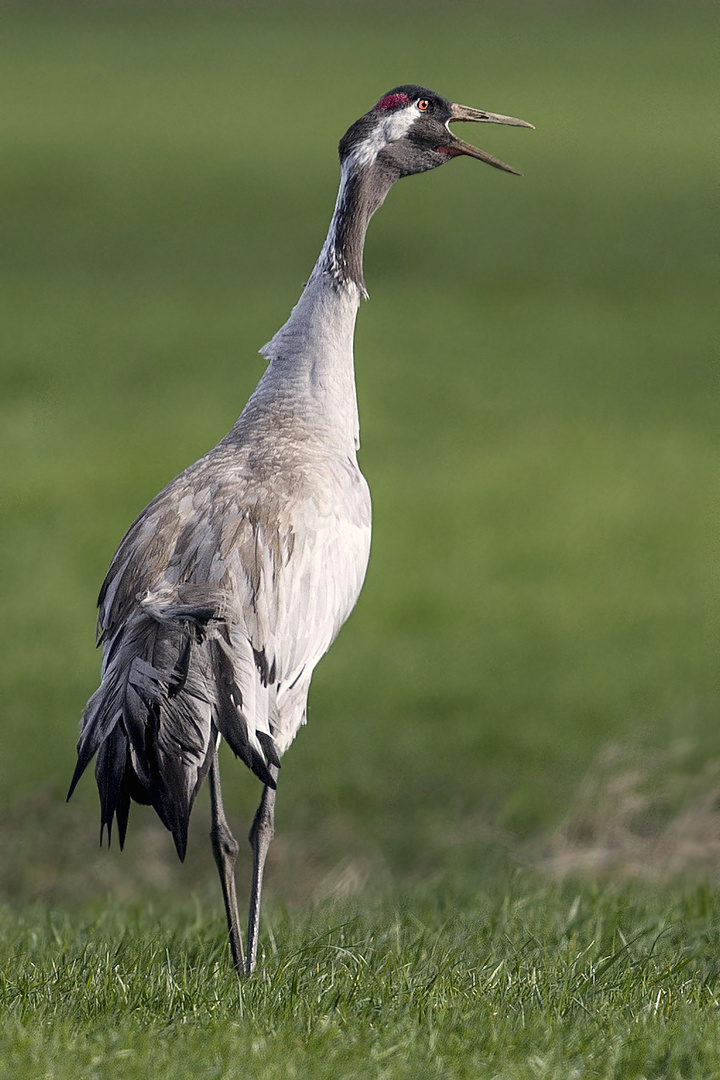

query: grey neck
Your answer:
[243,158,396,455]
[317,156,398,296]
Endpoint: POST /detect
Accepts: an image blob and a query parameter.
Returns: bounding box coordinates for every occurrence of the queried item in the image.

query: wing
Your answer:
[68,445,371,856]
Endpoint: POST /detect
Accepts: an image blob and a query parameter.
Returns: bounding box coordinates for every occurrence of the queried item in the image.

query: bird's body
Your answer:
[80,269,370,855]
[69,86,532,974]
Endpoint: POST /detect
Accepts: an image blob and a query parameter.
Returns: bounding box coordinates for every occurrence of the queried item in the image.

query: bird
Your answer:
[68,85,532,975]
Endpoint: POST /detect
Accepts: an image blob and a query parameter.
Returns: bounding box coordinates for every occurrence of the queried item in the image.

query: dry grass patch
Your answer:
[541,744,720,882]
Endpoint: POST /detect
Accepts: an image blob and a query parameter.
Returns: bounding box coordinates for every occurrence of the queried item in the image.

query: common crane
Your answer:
[68,86,532,974]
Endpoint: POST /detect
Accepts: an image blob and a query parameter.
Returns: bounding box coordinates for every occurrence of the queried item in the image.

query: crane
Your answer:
[68,85,532,975]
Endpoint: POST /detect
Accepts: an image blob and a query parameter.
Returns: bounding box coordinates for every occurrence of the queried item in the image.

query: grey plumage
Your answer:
[69,85,531,974]
[70,396,371,855]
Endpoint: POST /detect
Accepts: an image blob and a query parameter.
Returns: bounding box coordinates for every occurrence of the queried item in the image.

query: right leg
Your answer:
[246,765,279,974]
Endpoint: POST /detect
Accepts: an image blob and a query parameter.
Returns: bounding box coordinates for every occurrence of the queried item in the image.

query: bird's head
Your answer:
[339,84,534,179]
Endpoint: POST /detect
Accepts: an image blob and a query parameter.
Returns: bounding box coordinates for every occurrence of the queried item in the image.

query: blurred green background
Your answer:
[0,1,714,901]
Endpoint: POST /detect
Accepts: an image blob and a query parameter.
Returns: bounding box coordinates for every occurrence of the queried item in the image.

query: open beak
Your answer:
[445,102,534,176]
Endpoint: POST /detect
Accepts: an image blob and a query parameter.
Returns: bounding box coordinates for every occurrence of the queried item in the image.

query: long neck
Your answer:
[242,159,396,454]
[318,155,398,296]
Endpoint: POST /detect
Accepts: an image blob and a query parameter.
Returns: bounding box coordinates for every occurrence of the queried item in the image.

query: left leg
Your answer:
[209,749,245,974]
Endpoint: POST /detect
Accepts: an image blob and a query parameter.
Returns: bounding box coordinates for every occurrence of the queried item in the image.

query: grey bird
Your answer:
[68,85,532,975]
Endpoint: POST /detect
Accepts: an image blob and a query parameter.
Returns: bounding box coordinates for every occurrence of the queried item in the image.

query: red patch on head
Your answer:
[376,92,410,111]
[437,146,463,157]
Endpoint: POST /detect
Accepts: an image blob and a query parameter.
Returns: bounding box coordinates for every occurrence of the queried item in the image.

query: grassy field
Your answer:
[0,1,716,1076]
[2,879,720,1078]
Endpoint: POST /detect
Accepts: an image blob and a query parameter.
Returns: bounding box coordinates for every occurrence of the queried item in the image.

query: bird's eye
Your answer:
[417,99,430,112]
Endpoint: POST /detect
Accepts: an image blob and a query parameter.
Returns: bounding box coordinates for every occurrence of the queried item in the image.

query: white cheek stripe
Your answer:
[347,105,418,169]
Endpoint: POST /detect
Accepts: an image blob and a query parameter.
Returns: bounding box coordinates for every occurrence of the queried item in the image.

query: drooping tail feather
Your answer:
[69,600,277,860]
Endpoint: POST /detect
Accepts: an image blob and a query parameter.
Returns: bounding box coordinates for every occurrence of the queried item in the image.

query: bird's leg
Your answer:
[209,748,245,974]
[246,765,279,974]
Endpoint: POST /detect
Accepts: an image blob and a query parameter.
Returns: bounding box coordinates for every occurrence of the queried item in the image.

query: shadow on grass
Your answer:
[3,743,720,911]
[0,786,391,910]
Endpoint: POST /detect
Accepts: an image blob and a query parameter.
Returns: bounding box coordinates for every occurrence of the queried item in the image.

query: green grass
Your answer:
[3,877,720,1079]
[0,0,716,1075]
